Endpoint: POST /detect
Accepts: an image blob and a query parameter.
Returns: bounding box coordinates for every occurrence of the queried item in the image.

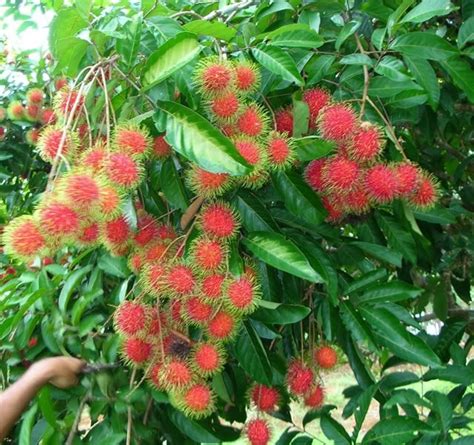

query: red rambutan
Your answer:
[134,213,160,247]
[314,346,337,369]
[408,174,438,208]
[304,384,324,408]
[199,201,239,239]
[144,242,168,262]
[266,132,294,170]
[26,88,44,104]
[152,135,171,158]
[347,123,384,163]
[287,361,314,396]
[233,137,266,166]
[167,263,196,295]
[184,296,213,325]
[54,77,68,91]
[105,152,142,190]
[191,343,224,376]
[186,165,231,198]
[303,88,331,128]
[148,361,164,389]
[201,273,226,300]
[147,309,167,337]
[246,419,271,445]
[2,216,46,261]
[250,384,280,412]
[37,126,78,163]
[226,275,259,313]
[305,158,327,192]
[220,123,237,137]
[128,252,143,273]
[343,184,371,214]
[236,105,268,138]
[7,101,25,120]
[40,108,56,125]
[191,237,226,271]
[114,301,149,337]
[142,263,166,296]
[37,201,80,238]
[54,88,84,118]
[25,128,40,145]
[102,215,130,246]
[365,164,399,203]
[160,359,194,390]
[322,195,345,222]
[122,337,152,365]
[78,222,100,245]
[58,172,101,209]
[207,310,236,341]
[322,156,360,193]
[156,224,176,241]
[81,144,107,172]
[275,107,293,136]
[317,103,357,143]
[234,61,260,93]
[25,104,41,121]
[98,184,123,219]
[175,382,215,418]
[395,162,421,196]
[113,124,151,159]
[196,58,233,95]
[208,91,240,119]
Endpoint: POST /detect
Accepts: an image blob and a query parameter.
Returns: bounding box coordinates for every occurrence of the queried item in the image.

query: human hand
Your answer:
[30,357,86,388]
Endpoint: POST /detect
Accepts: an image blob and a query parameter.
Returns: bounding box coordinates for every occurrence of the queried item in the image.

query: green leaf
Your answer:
[252,45,304,85]
[168,409,220,442]
[272,170,326,225]
[243,232,321,282]
[340,54,374,66]
[160,158,188,211]
[423,365,474,385]
[234,322,272,385]
[38,387,57,427]
[401,0,456,23]
[320,414,352,444]
[368,77,422,98]
[335,20,361,51]
[252,303,311,324]
[375,56,410,81]
[97,255,130,278]
[353,281,422,305]
[142,32,201,89]
[389,32,458,61]
[156,101,250,175]
[359,306,441,367]
[439,56,474,103]
[58,265,93,313]
[306,55,335,85]
[363,417,432,445]
[339,301,379,351]
[458,16,474,48]
[232,191,279,232]
[292,95,309,137]
[426,391,453,432]
[116,15,142,70]
[271,29,324,49]
[344,269,388,295]
[350,241,402,267]
[19,404,38,445]
[183,20,236,41]
[49,8,88,76]
[293,136,335,161]
[413,207,456,224]
[403,56,440,108]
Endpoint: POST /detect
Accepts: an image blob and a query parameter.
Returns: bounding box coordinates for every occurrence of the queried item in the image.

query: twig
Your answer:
[65,391,91,445]
[143,397,153,425]
[354,33,369,117]
[170,10,204,20]
[126,368,137,445]
[203,0,257,21]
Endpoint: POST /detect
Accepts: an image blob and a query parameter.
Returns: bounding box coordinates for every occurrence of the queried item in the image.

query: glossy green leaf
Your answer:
[403,56,440,107]
[401,0,456,23]
[293,136,335,161]
[344,269,388,295]
[350,241,403,267]
[423,365,474,385]
[369,77,423,98]
[353,281,422,305]
[160,158,188,211]
[252,303,311,324]
[335,20,361,50]
[306,55,335,85]
[320,414,352,444]
[458,16,474,48]
[97,255,130,278]
[439,56,474,103]
[232,191,279,233]
[58,265,93,313]
[142,32,201,89]
[252,45,304,85]
[243,232,321,282]
[156,101,250,175]
[116,15,143,70]
[38,387,57,427]
[340,54,374,66]
[19,404,38,445]
[375,56,410,81]
[389,32,458,61]
[271,29,324,49]
[183,20,236,41]
[168,409,220,442]
[339,301,379,351]
[363,417,432,445]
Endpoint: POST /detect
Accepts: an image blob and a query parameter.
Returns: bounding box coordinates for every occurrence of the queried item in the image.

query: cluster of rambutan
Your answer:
[275,89,438,222]
[186,57,296,198]
[114,200,262,419]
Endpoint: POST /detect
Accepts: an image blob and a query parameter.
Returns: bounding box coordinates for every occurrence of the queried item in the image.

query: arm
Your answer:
[0,357,85,441]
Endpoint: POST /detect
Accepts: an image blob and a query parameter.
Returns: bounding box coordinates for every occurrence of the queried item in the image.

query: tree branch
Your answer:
[203,0,257,21]
[354,33,370,117]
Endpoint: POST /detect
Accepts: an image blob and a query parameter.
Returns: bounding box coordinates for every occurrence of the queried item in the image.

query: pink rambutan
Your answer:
[287,360,314,396]
[246,419,271,445]
[275,107,293,136]
[201,273,226,300]
[233,137,265,166]
[199,201,239,239]
[191,237,226,271]
[304,384,324,408]
[40,108,56,125]
[305,158,327,192]
[365,164,399,203]
[196,59,233,95]
[250,384,280,412]
[176,382,215,418]
[152,135,171,158]
[113,124,151,159]
[26,88,44,104]
[37,201,80,238]
[191,343,224,376]
[58,172,101,209]
[234,61,260,93]
[160,359,193,390]
[114,301,149,336]
[122,337,152,365]
[186,165,231,198]
[317,103,357,142]
[322,156,360,193]
[208,91,240,119]
[236,105,268,137]
[167,263,196,295]
[303,88,331,128]
[184,296,213,324]
[208,310,236,341]
[395,162,421,196]
[408,174,438,208]
[347,122,384,163]
[37,126,78,163]
[226,275,259,313]
[105,152,143,189]
[266,132,294,169]
[102,215,130,245]
[2,216,46,261]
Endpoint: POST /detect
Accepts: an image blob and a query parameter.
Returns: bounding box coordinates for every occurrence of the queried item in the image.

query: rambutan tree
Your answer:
[1,1,473,444]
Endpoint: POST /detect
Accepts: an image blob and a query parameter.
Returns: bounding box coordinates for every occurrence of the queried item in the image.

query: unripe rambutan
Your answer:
[37,126,78,163]
[25,128,40,145]
[199,201,240,239]
[122,337,152,365]
[305,158,327,192]
[303,88,331,128]
[233,61,260,93]
[152,135,171,158]
[174,382,215,418]
[183,296,213,325]
[233,137,266,166]
[365,164,399,203]
[208,91,240,119]
[101,215,130,249]
[105,152,143,190]
[186,165,231,198]
[201,273,226,300]
[54,88,84,118]
[314,346,337,369]
[190,237,226,272]
[113,124,151,159]
[134,213,160,247]
[25,104,41,121]
[77,222,100,246]
[322,195,345,222]
[408,174,438,208]
[160,359,194,390]
[266,132,294,170]
[246,419,271,445]
[2,216,46,261]
[236,105,269,138]
[322,156,360,193]
[7,101,25,120]
[394,162,421,196]
[275,107,293,136]
[304,384,324,408]
[37,201,80,238]
[207,310,236,341]
[317,103,357,142]
[58,171,101,209]
[191,343,224,376]
[98,184,123,219]
[226,275,260,314]
[347,122,384,163]
[250,384,280,412]
[114,301,149,337]
[167,263,196,295]
[287,361,314,396]
[26,88,44,105]
[0,107,6,121]
[40,108,56,125]
[195,58,233,96]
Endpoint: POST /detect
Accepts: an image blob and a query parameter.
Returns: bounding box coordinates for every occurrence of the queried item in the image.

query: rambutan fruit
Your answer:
[174,382,215,418]
[183,296,213,325]
[147,309,168,337]
[226,275,260,314]
[40,108,56,125]
[408,174,438,208]
[347,122,384,163]
[101,215,130,249]
[220,123,237,137]
[275,107,293,136]
[236,105,269,138]
[321,156,360,193]
[238,168,270,190]
[114,301,150,337]
[58,171,102,209]
[141,263,166,296]
[37,126,78,163]
[37,201,80,238]
[207,310,236,341]
[128,251,143,274]
[169,300,184,325]
[208,91,240,120]
[266,132,295,170]
[287,361,314,396]
[134,213,160,247]
[143,242,168,262]
[314,345,338,369]
[0,126,4,140]
[305,158,327,192]
[98,184,123,219]
[250,384,280,412]
[304,384,324,408]
[233,137,266,167]
[195,58,234,96]
[77,222,100,246]
[25,104,41,121]
[152,135,171,158]
[54,88,84,118]
[233,60,260,94]
[147,361,165,390]
[198,201,240,239]
[105,152,143,190]
[190,237,226,272]
[167,263,196,295]
[80,143,107,172]
[317,103,357,143]
[394,162,421,196]
[191,343,225,377]
[246,419,271,445]
[303,88,331,128]
[343,184,371,215]
[7,101,25,120]
[160,359,194,390]
[365,164,400,203]
[185,165,231,198]
[25,128,40,145]
[322,195,345,222]
[54,77,68,91]
[201,273,226,300]
[156,224,176,241]
[122,337,153,365]
[0,107,6,121]
[2,216,46,261]
[112,123,151,159]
